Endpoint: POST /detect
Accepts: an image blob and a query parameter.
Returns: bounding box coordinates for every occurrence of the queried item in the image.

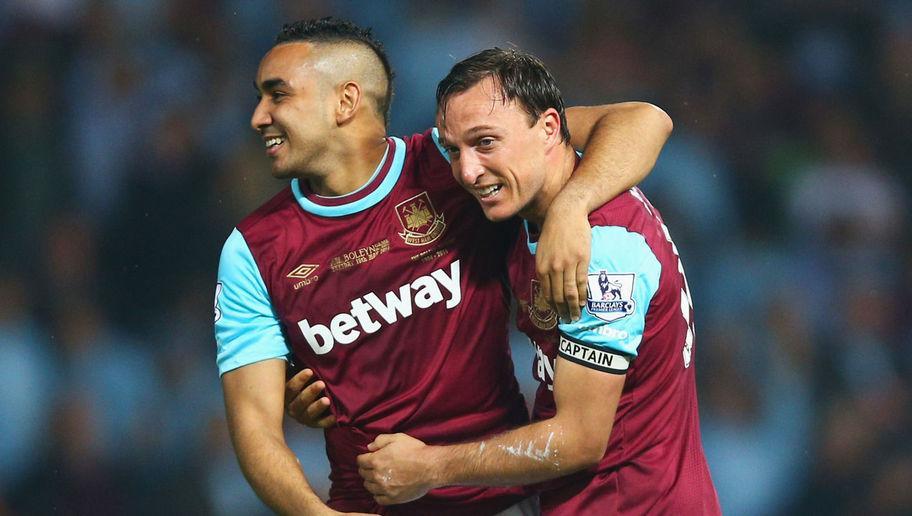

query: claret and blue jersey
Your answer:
[508,187,720,515]
[214,130,530,515]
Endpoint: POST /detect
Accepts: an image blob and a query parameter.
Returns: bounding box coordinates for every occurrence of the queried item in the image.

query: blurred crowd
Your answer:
[2,1,910,514]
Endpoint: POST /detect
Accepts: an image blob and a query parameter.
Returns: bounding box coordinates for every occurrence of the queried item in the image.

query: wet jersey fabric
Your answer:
[215,130,529,515]
[509,187,721,515]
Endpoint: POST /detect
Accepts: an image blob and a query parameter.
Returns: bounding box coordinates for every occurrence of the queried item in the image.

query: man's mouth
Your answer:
[475,184,503,199]
[264,135,286,155]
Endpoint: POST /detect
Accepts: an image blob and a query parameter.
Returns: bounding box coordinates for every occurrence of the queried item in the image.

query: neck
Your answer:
[306,135,387,197]
[519,144,578,226]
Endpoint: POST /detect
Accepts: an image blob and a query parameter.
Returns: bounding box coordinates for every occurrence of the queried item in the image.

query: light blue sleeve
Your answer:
[214,228,290,376]
[556,226,661,373]
[431,127,451,163]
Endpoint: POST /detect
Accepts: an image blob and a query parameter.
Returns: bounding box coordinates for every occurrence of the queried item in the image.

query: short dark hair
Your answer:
[276,17,394,126]
[436,48,570,143]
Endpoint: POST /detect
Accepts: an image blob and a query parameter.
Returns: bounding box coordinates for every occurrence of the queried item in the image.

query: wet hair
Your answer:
[276,17,394,126]
[436,47,570,143]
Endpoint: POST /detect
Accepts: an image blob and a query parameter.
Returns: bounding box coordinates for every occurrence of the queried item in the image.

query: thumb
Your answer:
[368,433,396,451]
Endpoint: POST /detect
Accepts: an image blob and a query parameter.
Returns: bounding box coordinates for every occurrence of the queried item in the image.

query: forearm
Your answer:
[231,424,326,515]
[222,360,329,516]
[427,417,598,488]
[562,102,672,213]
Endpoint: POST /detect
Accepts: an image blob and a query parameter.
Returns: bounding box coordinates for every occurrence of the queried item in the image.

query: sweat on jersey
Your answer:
[509,187,721,515]
[214,130,530,515]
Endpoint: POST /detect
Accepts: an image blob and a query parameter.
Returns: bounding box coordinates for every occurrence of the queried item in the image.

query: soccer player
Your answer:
[355,49,721,515]
[217,18,672,515]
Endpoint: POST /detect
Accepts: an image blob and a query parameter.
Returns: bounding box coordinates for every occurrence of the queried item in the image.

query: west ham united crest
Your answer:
[586,271,636,322]
[528,279,558,330]
[395,192,446,246]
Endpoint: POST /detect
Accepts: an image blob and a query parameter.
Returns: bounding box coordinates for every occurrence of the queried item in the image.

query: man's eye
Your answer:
[446,146,460,155]
[478,138,494,147]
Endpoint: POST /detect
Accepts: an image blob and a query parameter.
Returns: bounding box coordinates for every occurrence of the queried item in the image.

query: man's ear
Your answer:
[336,81,362,125]
[540,108,563,147]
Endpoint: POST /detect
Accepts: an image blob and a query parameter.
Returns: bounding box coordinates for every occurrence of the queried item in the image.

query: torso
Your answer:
[235,131,528,515]
[508,188,721,515]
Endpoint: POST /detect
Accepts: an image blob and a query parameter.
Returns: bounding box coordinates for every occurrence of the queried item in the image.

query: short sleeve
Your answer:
[557,226,661,374]
[214,228,290,376]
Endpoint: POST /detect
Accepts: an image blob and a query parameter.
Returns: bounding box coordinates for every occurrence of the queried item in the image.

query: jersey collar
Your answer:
[291,136,405,217]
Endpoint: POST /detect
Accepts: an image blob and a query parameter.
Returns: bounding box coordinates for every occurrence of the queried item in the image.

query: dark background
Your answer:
[2,1,910,514]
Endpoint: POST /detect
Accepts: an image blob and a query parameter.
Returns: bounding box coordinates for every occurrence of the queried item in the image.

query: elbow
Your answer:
[621,101,673,140]
[640,102,673,139]
[573,437,609,469]
[559,425,610,471]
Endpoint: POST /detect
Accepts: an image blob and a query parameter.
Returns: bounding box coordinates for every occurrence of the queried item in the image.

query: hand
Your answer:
[536,198,591,322]
[285,369,336,428]
[357,433,436,505]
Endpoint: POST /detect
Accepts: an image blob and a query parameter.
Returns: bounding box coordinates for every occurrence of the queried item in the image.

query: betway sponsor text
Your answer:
[298,260,461,354]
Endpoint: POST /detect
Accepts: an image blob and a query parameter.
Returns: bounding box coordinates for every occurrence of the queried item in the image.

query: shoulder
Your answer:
[398,128,453,184]
[587,189,652,228]
[235,186,297,236]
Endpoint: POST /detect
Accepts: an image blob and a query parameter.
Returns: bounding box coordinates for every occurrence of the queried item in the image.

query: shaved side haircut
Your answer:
[276,17,395,126]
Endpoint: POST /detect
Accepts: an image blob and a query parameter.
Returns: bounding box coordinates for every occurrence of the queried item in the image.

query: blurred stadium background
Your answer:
[2,1,910,514]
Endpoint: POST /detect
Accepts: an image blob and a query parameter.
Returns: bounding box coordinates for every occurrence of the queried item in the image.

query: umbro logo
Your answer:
[288,264,319,289]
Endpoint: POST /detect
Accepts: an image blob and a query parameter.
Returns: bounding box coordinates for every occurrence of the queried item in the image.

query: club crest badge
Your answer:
[586,271,636,322]
[395,192,446,246]
[529,279,558,330]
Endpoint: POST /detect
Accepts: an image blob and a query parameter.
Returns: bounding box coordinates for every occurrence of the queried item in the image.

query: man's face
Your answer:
[251,42,334,178]
[437,77,548,222]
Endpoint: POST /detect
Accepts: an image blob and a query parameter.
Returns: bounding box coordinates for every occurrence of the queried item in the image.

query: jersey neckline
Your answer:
[291,136,405,217]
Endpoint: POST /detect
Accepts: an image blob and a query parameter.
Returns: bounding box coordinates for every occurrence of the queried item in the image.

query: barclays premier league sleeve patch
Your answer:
[557,225,661,362]
[586,271,636,322]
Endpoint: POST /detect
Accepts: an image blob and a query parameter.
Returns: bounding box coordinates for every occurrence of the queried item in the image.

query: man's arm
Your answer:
[357,358,625,505]
[540,102,672,322]
[223,359,354,515]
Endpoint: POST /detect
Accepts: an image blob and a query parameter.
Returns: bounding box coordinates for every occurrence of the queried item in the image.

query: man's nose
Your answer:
[251,99,272,132]
[455,152,484,186]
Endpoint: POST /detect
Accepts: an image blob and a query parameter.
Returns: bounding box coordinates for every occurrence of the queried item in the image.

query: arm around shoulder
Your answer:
[562,101,672,213]
[536,102,672,320]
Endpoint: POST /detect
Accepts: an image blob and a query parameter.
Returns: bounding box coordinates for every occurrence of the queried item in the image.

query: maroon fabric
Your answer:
[236,131,528,514]
[509,189,721,515]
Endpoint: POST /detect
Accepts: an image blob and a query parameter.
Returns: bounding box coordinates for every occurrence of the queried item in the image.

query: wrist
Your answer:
[547,189,590,219]
[423,445,451,488]
[300,495,331,515]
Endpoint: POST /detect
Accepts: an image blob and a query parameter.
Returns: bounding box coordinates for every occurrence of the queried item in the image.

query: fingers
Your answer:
[564,268,583,322]
[362,470,396,505]
[357,453,373,470]
[561,257,589,321]
[287,380,326,414]
[363,481,397,506]
[284,368,313,405]
[287,379,334,428]
[313,413,337,429]
[576,258,588,309]
[550,269,571,324]
[367,433,397,451]
[539,270,553,314]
